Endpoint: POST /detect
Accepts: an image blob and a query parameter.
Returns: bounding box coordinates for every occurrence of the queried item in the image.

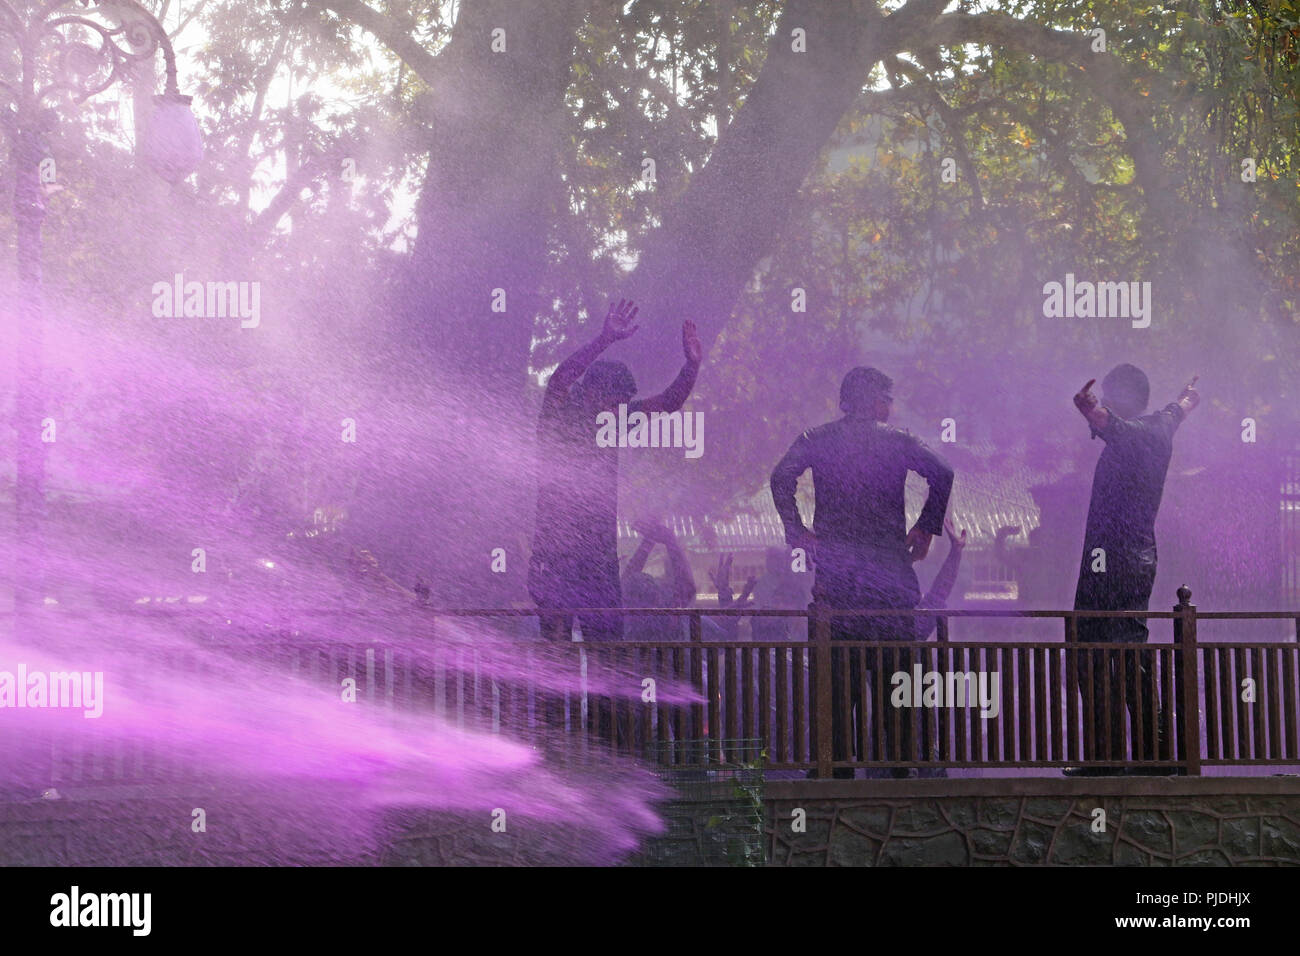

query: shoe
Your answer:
[1124,766,1184,776]
[889,767,912,779]
[1062,766,1124,777]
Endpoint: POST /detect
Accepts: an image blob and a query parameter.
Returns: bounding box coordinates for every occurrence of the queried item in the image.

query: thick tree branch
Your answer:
[238,30,292,214]
[916,11,1179,214]
[308,0,441,83]
[887,57,986,215]
[249,142,348,240]
[623,0,956,382]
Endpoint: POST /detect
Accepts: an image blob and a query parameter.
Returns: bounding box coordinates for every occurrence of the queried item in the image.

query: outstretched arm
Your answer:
[921,520,967,610]
[1073,378,1111,436]
[632,320,702,414]
[1136,376,1198,440]
[629,520,696,606]
[543,300,639,406]
[624,534,655,576]
[662,534,697,607]
[916,521,967,638]
[1078,375,1198,444]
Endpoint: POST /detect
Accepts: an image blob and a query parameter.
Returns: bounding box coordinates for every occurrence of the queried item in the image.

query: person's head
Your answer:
[839,366,893,421]
[1101,363,1149,419]
[577,360,637,411]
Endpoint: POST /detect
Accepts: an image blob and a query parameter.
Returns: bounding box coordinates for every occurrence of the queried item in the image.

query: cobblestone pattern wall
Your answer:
[765,794,1300,866]
[5,790,1299,866]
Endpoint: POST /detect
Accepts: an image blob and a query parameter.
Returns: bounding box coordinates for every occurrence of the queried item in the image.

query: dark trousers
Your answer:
[529,554,623,643]
[814,561,922,778]
[1072,548,1166,762]
[534,592,629,751]
[823,631,918,777]
[536,610,622,643]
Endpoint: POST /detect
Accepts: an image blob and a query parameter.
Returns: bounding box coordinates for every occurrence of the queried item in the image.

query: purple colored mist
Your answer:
[0,308,701,864]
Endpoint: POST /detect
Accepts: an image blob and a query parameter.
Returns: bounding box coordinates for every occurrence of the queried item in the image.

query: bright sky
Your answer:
[113,1,438,249]
[114,0,980,252]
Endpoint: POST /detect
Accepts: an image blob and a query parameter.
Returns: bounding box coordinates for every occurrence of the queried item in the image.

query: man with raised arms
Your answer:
[529,299,702,643]
[1067,365,1199,776]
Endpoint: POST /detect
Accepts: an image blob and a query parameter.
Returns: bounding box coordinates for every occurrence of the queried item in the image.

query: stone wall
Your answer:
[4,777,1299,866]
[763,777,1300,866]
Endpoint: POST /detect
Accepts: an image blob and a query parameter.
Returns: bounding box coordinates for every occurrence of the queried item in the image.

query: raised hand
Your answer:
[709,553,734,593]
[602,298,640,342]
[944,517,969,551]
[682,319,702,364]
[1073,378,1098,414]
[1178,375,1200,414]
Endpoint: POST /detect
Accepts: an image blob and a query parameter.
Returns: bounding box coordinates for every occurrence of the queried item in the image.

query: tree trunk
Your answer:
[405,0,585,389]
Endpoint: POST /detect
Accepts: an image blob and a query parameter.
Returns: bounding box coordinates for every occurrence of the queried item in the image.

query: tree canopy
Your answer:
[3,0,1297,598]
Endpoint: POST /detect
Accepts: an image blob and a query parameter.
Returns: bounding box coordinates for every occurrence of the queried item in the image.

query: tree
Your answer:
[8,0,1296,603]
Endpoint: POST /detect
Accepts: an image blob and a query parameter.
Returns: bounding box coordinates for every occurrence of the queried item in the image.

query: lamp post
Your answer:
[1,0,201,623]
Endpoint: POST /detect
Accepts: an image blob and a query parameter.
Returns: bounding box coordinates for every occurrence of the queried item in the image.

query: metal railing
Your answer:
[32,585,1300,784]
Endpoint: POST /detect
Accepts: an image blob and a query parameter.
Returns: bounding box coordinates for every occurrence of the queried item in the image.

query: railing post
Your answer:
[1064,613,1080,764]
[430,611,444,720]
[932,612,948,770]
[812,603,833,779]
[689,610,704,755]
[1174,585,1201,776]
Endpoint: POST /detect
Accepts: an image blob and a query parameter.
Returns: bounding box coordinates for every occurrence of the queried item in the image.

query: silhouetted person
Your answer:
[750,547,811,642]
[1066,365,1199,776]
[623,519,697,641]
[734,547,810,763]
[771,367,953,778]
[529,299,702,645]
[906,519,969,779]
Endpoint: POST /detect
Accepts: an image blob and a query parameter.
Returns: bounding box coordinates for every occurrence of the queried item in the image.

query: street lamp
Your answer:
[1,0,202,619]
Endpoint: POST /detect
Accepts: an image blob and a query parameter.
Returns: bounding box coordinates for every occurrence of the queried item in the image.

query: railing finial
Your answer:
[1176,584,1193,607]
